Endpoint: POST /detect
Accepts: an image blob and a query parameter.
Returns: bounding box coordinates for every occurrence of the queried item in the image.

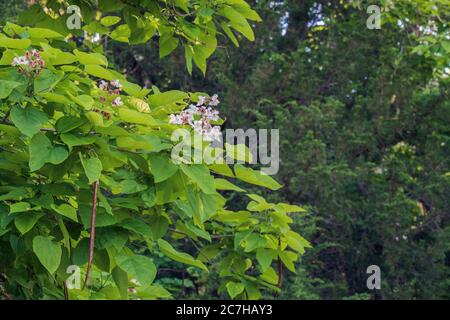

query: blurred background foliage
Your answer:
[1,0,449,299]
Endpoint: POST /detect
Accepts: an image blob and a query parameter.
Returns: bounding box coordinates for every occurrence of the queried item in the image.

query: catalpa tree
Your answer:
[0,0,310,300]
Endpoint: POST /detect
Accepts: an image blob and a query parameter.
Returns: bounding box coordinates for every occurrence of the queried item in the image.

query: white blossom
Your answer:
[110,79,122,89]
[169,114,183,125]
[170,94,221,141]
[11,56,29,66]
[197,96,207,106]
[209,94,220,106]
[111,96,123,107]
[205,107,219,121]
[99,80,109,91]
[205,125,222,142]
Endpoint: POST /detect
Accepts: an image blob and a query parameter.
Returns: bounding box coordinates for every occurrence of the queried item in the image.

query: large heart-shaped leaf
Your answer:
[115,254,156,286]
[29,133,69,171]
[0,80,22,99]
[32,235,62,274]
[79,153,103,184]
[10,106,48,137]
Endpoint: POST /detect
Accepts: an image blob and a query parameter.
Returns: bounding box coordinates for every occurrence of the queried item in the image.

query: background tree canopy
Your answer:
[0,0,449,300]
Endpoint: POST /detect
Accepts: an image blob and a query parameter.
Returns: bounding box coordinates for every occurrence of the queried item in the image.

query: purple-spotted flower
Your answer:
[169,94,222,142]
[111,96,123,107]
[11,49,45,76]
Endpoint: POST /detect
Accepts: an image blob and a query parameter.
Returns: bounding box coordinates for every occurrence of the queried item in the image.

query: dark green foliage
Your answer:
[103,0,450,299]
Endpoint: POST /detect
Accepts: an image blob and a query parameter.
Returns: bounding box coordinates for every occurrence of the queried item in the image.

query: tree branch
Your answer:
[82,180,99,290]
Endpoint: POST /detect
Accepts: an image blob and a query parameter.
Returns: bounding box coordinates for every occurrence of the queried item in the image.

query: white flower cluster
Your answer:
[11,49,45,76]
[98,80,123,107]
[169,95,222,141]
[111,96,123,107]
[99,79,122,94]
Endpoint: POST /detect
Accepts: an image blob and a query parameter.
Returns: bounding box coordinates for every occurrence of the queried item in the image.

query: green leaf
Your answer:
[53,52,78,65]
[274,203,306,213]
[116,135,170,152]
[0,80,22,99]
[158,239,208,271]
[27,27,64,38]
[180,164,216,194]
[100,16,121,27]
[228,0,262,21]
[15,213,42,234]
[226,281,245,299]
[278,250,297,273]
[85,64,115,80]
[209,163,234,177]
[199,7,215,17]
[159,33,179,58]
[110,24,131,42]
[38,92,71,104]
[56,116,87,133]
[121,219,153,239]
[115,254,156,286]
[61,133,96,149]
[0,123,20,136]
[79,205,117,228]
[185,45,193,75]
[9,201,30,213]
[85,111,111,127]
[51,203,78,222]
[214,178,245,192]
[256,248,273,272]
[243,233,267,252]
[29,133,69,171]
[70,95,94,109]
[118,108,157,125]
[148,90,188,107]
[234,164,282,190]
[32,236,62,274]
[0,49,19,65]
[260,267,278,285]
[193,45,207,75]
[284,230,311,254]
[149,154,178,183]
[174,0,190,13]
[0,37,31,49]
[112,266,128,299]
[148,215,169,240]
[441,40,450,53]
[0,188,28,201]
[220,22,239,47]
[219,6,255,41]
[79,153,103,184]
[74,49,108,66]
[96,228,128,251]
[34,69,59,93]
[10,105,48,137]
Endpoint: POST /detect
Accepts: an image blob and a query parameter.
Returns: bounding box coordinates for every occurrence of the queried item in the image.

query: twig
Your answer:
[82,180,99,289]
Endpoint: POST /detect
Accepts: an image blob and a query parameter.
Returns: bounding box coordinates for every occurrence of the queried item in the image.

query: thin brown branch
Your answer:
[82,180,99,290]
